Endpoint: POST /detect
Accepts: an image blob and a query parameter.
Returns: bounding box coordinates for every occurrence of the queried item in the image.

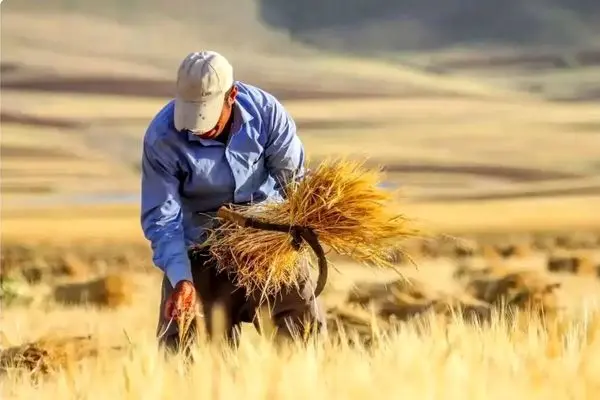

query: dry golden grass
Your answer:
[0,335,122,379]
[2,211,600,399]
[202,159,420,294]
[2,295,600,399]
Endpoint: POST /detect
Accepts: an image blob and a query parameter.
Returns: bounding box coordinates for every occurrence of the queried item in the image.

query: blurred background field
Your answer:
[1,0,600,398]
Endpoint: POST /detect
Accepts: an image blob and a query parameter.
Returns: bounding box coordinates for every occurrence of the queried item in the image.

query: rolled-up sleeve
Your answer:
[264,97,306,197]
[140,138,192,286]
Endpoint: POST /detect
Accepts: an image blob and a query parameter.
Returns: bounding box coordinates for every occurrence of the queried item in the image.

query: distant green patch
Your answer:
[0,276,34,307]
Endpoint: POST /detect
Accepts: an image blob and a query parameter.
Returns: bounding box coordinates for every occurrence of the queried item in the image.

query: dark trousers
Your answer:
[156,248,327,352]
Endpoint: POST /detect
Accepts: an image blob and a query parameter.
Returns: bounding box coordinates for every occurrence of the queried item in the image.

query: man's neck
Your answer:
[214,108,235,144]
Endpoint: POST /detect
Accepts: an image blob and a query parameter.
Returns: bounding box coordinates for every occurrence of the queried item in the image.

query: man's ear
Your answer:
[227,85,238,105]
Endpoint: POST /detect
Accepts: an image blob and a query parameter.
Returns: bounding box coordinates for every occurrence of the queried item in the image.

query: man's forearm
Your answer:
[150,232,193,287]
[141,200,192,286]
[165,259,193,287]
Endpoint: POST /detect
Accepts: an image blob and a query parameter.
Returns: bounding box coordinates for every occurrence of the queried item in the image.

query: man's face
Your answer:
[196,86,238,139]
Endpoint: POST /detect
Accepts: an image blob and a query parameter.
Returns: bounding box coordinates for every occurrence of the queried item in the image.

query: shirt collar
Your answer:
[184,99,254,145]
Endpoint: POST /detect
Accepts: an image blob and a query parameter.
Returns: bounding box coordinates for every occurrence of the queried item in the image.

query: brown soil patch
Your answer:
[552,90,600,103]
[0,144,79,159]
[381,163,580,182]
[1,169,104,178]
[434,49,600,71]
[0,62,21,74]
[422,185,600,202]
[295,119,381,131]
[547,251,600,277]
[1,184,55,194]
[1,112,84,129]
[305,159,583,184]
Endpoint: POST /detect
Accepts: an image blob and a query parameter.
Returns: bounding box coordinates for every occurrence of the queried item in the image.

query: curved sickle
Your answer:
[217,207,328,297]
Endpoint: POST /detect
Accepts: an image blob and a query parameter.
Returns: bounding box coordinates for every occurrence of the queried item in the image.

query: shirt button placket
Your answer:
[224,147,240,203]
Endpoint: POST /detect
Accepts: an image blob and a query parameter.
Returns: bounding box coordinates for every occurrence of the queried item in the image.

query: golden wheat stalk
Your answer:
[176,311,195,349]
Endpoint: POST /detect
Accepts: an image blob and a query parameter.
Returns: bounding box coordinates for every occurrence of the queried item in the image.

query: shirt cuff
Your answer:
[165,264,193,288]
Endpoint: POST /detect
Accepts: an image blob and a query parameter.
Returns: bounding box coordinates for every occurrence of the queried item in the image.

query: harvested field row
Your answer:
[1,184,55,194]
[1,110,384,132]
[0,144,80,160]
[0,241,152,284]
[422,185,600,202]
[2,231,600,283]
[1,169,116,179]
[0,74,402,101]
[348,161,582,182]
[3,305,599,388]
[0,112,84,129]
[431,49,600,71]
[1,255,596,377]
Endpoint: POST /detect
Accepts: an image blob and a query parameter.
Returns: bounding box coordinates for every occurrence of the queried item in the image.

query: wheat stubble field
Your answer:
[3,3,600,400]
[3,200,600,399]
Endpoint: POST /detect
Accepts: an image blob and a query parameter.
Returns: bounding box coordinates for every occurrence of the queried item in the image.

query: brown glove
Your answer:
[164,280,197,320]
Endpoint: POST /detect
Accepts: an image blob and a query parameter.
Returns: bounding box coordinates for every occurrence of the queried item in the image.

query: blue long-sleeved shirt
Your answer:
[140,81,305,286]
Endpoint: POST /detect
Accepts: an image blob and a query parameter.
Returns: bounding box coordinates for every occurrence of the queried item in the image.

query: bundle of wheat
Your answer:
[199,158,421,295]
[326,304,393,346]
[0,335,121,377]
[547,250,600,276]
[346,278,433,308]
[52,273,134,308]
[345,278,491,324]
[464,269,562,316]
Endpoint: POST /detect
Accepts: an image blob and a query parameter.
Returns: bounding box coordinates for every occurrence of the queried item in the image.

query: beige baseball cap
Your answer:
[174,51,234,133]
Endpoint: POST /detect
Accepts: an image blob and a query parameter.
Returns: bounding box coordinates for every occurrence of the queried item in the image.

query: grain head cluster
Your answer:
[200,158,421,295]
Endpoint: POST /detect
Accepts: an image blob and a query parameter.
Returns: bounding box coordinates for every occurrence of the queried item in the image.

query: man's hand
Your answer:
[164,280,197,320]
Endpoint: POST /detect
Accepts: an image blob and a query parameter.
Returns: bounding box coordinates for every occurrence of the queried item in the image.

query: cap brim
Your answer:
[174,96,223,133]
